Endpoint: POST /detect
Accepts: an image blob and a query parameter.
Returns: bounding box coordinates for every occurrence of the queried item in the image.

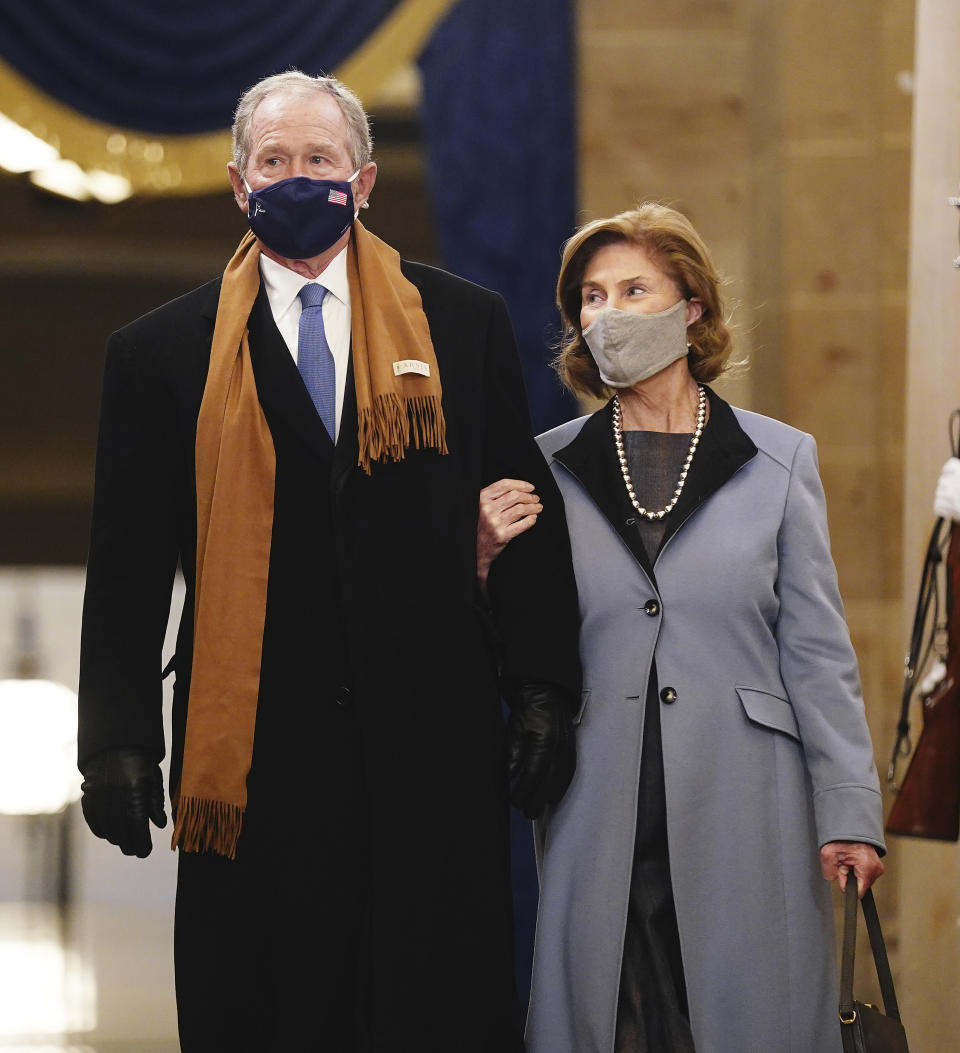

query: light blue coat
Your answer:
[526,393,885,1053]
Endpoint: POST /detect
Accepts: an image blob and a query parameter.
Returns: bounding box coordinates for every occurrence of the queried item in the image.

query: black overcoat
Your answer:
[78,257,582,1052]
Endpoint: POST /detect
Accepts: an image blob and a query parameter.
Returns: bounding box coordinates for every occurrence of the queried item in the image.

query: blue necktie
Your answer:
[297,283,336,440]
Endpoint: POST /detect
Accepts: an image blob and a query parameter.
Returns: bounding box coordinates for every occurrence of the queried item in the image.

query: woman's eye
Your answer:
[584,291,604,305]
[627,285,646,296]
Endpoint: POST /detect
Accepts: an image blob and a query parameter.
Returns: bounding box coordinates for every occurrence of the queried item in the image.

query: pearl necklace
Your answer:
[612,384,706,520]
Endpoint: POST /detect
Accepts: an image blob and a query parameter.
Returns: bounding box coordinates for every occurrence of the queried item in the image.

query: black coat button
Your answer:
[334,685,353,708]
[660,686,677,704]
[643,599,660,617]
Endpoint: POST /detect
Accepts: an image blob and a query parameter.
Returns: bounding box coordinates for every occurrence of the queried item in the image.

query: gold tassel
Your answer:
[172,796,244,859]
[357,394,448,473]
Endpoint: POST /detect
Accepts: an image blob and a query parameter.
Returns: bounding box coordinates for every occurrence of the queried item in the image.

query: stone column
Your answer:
[895,0,960,1047]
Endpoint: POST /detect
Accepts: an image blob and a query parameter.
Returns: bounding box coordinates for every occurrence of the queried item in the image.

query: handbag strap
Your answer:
[839,878,902,1023]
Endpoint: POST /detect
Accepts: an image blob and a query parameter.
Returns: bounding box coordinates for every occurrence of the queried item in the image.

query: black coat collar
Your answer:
[552,387,758,581]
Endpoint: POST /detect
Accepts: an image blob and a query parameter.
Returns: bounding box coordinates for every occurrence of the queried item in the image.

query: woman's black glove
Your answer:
[80,747,167,858]
[505,680,577,820]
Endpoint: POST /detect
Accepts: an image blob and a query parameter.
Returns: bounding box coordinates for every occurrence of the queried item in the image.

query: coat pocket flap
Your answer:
[574,689,591,726]
[735,686,800,741]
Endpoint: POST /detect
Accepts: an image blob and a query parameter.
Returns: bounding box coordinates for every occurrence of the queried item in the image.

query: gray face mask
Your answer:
[582,299,689,388]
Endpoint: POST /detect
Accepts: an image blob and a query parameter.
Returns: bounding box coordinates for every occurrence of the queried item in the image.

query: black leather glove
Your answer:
[80,747,167,858]
[505,680,577,820]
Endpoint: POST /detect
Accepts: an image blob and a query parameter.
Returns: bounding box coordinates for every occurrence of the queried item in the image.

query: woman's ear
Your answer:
[686,298,704,326]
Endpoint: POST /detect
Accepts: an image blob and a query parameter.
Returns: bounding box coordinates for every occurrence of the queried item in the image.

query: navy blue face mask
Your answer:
[244,170,359,260]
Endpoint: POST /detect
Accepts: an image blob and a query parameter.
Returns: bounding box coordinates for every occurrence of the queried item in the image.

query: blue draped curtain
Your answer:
[0,0,403,133]
[419,0,579,434]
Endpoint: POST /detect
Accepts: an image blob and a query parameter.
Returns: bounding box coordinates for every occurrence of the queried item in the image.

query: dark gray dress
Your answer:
[615,431,697,1053]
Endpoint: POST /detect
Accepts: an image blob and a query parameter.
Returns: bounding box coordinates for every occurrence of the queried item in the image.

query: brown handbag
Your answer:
[838,879,909,1053]
[885,516,960,841]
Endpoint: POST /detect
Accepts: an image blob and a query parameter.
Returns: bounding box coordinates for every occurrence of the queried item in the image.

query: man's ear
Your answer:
[227,162,248,214]
[354,162,377,210]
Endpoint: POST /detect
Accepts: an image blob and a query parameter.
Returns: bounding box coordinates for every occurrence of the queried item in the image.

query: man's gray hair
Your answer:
[232,70,373,176]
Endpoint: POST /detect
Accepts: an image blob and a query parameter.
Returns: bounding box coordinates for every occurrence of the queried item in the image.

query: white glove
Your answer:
[933,457,960,521]
[919,658,947,698]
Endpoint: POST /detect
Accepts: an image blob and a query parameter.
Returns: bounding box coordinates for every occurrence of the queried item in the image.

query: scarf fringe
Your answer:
[357,393,448,474]
[172,795,244,859]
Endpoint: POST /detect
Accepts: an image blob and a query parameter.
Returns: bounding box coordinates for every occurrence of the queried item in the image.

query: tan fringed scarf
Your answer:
[172,222,447,858]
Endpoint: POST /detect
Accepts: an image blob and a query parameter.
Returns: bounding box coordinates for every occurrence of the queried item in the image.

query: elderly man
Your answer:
[77,71,581,1052]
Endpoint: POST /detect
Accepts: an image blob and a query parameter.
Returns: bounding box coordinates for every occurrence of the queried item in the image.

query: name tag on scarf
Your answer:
[393,359,431,378]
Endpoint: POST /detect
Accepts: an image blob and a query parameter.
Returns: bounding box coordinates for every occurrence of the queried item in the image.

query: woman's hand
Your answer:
[477,478,542,591]
[820,841,885,898]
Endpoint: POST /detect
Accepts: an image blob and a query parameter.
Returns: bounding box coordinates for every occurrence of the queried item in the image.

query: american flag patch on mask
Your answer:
[328,189,348,206]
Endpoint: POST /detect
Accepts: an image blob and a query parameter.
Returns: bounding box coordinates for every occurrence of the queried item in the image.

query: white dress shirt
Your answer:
[259,248,351,440]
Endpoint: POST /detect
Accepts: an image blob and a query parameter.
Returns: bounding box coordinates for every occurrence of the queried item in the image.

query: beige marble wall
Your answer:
[577,0,757,409]
[578,0,931,1034]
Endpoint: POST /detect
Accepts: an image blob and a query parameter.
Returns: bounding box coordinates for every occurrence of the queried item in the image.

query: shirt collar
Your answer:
[258,244,351,317]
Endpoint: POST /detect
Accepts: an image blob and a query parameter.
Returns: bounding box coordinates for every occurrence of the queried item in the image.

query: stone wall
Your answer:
[577,0,939,1039]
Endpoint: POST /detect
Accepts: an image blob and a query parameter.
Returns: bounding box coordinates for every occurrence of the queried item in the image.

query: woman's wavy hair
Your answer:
[554,203,734,400]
